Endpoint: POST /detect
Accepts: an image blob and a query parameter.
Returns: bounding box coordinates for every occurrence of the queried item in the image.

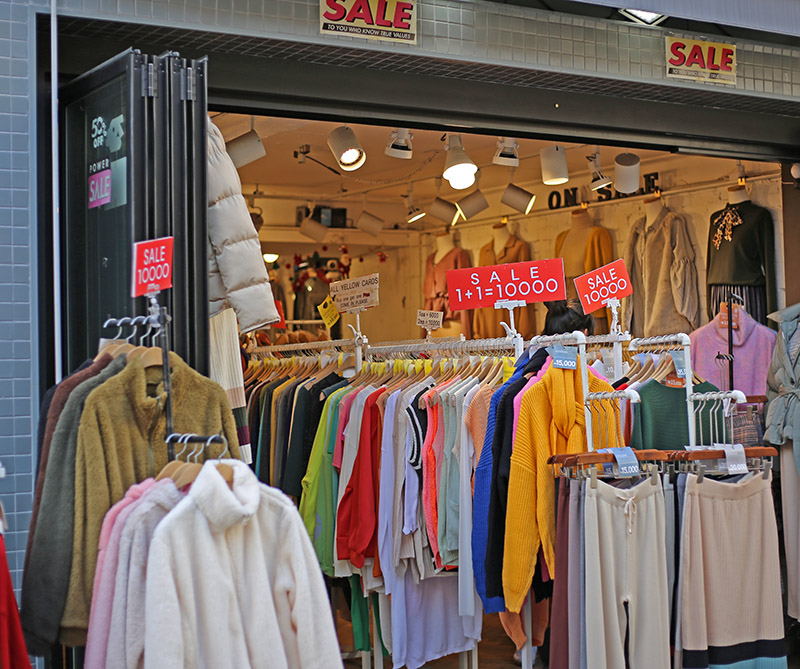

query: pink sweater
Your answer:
[689,310,777,396]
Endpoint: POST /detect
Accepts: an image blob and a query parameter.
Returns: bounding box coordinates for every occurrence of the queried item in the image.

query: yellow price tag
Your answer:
[425,360,433,375]
[316,296,340,328]
[502,357,515,383]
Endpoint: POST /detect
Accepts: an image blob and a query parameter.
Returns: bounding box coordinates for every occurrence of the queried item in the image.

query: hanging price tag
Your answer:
[317,296,340,328]
[719,443,748,475]
[547,345,578,370]
[416,310,444,331]
[598,447,640,478]
[669,351,687,378]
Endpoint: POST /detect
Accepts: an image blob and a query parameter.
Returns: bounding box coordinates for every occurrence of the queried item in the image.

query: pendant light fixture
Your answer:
[442,134,477,190]
[327,125,366,172]
[492,137,520,167]
[540,144,569,185]
[356,195,385,237]
[587,146,612,191]
[614,151,641,194]
[456,171,489,222]
[385,128,413,159]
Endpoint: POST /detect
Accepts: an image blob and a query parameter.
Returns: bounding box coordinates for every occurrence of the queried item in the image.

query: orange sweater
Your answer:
[502,365,618,613]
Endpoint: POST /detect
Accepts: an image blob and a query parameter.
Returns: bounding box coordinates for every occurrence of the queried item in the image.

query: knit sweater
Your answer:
[60,353,240,646]
[689,309,776,396]
[503,365,618,613]
[144,461,342,668]
[21,355,127,655]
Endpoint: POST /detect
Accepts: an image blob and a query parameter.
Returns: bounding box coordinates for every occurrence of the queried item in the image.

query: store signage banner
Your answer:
[446,259,566,311]
[320,0,417,44]
[131,236,174,297]
[665,36,736,85]
[573,259,632,314]
[330,273,380,311]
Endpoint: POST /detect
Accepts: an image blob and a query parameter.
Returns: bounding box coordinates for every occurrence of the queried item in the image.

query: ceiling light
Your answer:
[502,183,536,215]
[225,129,266,168]
[385,128,413,160]
[540,144,569,185]
[356,210,385,237]
[327,125,366,171]
[299,216,328,243]
[614,151,641,194]
[443,135,477,190]
[619,9,667,25]
[493,137,520,167]
[262,252,280,263]
[404,184,426,224]
[587,147,612,191]
[456,189,489,222]
[428,197,462,226]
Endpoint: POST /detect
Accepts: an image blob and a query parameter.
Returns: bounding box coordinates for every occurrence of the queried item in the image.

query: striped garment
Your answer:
[708,283,768,326]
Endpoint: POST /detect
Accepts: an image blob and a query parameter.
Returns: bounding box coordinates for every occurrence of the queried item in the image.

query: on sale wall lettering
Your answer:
[664,36,736,85]
[320,0,417,44]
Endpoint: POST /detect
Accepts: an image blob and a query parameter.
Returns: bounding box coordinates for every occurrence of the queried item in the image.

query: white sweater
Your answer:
[144,461,343,668]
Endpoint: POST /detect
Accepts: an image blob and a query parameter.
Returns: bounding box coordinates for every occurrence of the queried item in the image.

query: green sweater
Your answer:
[630,379,720,450]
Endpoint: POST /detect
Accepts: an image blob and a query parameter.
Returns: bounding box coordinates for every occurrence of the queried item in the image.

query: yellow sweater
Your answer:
[502,364,618,613]
[60,353,240,645]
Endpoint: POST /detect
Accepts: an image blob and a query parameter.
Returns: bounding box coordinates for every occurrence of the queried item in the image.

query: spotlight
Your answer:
[225,129,266,168]
[614,151,641,194]
[587,147,612,191]
[428,197,462,226]
[456,189,489,221]
[502,183,536,215]
[356,210,385,237]
[404,184,426,224]
[327,126,366,172]
[493,137,519,167]
[385,128,413,160]
[262,253,280,263]
[299,217,328,242]
[443,135,477,190]
[540,144,569,185]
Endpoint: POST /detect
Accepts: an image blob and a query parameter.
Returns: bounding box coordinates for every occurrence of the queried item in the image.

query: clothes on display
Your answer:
[0,503,31,669]
[422,245,473,338]
[706,199,776,324]
[622,205,700,338]
[689,307,777,395]
[21,351,241,653]
[82,460,341,669]
[472,231,536,339]
[207,119,280,332]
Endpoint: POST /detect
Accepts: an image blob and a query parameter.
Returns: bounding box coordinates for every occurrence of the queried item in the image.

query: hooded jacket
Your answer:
[144,461,343,668]
[207,119,279,332]
[766,303,800,473]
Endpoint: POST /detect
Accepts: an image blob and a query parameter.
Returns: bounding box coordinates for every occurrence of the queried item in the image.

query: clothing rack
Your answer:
[629,333,695,447]
[164,433,229,462]
[251,337,363,372]
[689,389,747,448]
[365,335,519,360]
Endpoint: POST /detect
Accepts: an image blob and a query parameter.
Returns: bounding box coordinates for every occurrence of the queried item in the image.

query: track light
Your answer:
[405,184,426,224]
[456,172,489,222]
[299,217,328,242]
[502,184,536,215]
[614,151,641,194]
[385,128,413,160]
[356,196,385,237]
[327,125,366,171]
[226,129,266,168]
[443,135,477,190]
[428,197,462,226]
[540,144,569,185]
[587,147,612,191]
[493,137,519,167]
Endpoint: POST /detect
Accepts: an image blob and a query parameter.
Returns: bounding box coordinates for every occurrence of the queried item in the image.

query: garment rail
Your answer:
[251,338,363,372]
[365,335,519,360]
[689,389,747,449]
[629,333,694,447]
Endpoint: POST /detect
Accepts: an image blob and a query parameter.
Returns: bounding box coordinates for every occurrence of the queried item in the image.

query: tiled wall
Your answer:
[1,0,799,608]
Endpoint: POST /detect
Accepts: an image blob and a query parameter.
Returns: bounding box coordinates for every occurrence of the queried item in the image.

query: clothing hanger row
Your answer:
[157,433,233,489]
[98,314,164,368]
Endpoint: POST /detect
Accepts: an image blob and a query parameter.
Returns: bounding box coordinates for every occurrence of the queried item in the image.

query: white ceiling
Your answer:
[210,112,670,205]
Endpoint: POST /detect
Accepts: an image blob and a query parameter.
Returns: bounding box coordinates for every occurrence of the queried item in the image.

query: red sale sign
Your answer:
[573,259,632,314]
[131,237,174,297]
[446,259,566,310]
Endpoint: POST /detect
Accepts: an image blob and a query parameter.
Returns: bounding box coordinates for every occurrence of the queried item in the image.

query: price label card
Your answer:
[598,447,640,478]
[669,351,687,378]
[546,344,578,370]
[446,259,566,311]
[417,310,444,331]
[329,273,380,312]
[720,443,748,475]
[317,296,340,328]
[573,259,633,315]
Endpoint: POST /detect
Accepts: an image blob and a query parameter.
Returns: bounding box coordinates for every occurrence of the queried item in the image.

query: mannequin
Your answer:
[434,230,456,264]
[727,184,749,205]
[560,209,597,278]
[644,195,665,228]
[492,221,512,255]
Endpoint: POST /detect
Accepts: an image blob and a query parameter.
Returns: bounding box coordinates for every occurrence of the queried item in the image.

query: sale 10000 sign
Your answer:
[446,259,566,311]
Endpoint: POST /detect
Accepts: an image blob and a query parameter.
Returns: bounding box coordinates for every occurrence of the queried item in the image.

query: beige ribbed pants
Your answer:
[781,441,800,620]
[584,477,670,669]
[680,472,785,663]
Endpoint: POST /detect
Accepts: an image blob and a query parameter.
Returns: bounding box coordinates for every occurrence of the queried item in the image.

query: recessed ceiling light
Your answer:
[619,9,667,25]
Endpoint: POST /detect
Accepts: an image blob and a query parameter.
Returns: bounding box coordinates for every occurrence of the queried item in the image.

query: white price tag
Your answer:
[240,443,253,465]
[417,310,444,331]
[720,443,747,475]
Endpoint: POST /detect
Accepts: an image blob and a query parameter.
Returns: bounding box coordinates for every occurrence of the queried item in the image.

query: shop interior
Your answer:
[211,112,786,345]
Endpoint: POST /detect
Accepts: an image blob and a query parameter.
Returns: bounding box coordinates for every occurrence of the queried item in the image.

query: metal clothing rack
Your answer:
[251,337,363,372]
[365,335,520,360]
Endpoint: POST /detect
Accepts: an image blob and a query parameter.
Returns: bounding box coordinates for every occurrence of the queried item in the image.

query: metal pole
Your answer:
[51,0,62,382]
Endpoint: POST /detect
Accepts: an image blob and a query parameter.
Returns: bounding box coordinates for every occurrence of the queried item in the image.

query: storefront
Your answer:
[4,0,800,666]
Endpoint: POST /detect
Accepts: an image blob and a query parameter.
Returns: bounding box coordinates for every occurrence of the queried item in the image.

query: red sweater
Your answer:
[1,534,31,669]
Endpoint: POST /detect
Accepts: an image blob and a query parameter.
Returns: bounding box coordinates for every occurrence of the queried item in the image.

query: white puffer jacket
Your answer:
[207,119,279,332]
